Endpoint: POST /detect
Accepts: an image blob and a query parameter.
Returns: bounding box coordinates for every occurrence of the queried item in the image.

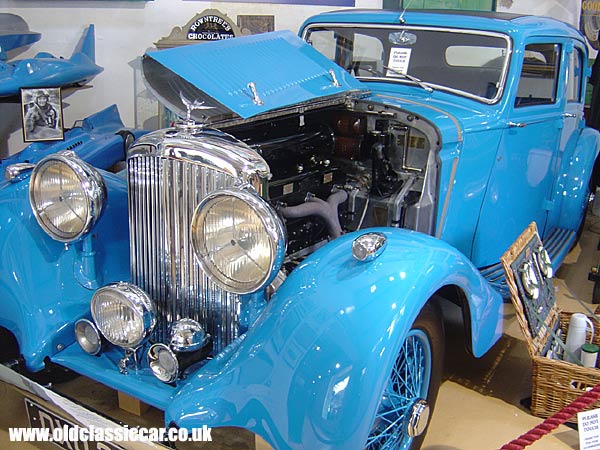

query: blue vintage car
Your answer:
[1,9,598,450]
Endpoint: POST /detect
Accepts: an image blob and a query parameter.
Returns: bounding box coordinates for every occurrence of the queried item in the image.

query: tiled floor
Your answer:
[2,211,600,450]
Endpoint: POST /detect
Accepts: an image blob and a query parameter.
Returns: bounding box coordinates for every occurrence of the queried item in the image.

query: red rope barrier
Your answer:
[499,383,600,449]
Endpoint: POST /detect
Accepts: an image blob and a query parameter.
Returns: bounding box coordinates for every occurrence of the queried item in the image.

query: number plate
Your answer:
[25,397,124,450]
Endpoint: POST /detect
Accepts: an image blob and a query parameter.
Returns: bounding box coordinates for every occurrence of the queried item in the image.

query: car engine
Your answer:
[223,99,440,268]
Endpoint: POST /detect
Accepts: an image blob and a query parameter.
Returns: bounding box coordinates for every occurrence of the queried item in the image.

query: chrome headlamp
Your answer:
[191,188,286,294]
[29,151,106,242]
[91,283,156,349]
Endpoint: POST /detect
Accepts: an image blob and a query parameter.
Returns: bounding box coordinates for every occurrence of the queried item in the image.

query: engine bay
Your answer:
[223,99,441,266]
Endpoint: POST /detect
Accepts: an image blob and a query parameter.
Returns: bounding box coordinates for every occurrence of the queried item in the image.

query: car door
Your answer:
[545,41,586,232]
[472,40,564,268]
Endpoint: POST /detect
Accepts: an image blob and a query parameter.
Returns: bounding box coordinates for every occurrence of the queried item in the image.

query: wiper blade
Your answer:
[382,65,434,93]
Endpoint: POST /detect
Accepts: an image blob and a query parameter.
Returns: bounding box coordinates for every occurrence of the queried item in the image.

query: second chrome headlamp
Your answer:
[29,151,106,242]
[190,188,286,294]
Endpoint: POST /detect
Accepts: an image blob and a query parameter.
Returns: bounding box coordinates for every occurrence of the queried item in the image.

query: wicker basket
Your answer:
[501,223,600,422]
[530,313,600,420]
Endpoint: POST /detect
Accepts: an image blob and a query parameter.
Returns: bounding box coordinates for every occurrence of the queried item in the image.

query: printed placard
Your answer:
[386,48,412,77]
[578,408,600,450]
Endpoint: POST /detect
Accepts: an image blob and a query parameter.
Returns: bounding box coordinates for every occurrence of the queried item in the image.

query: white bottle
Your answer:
[565,313,594,364]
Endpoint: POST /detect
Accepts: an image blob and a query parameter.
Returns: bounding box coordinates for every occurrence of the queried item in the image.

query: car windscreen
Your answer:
[303,25,511,103]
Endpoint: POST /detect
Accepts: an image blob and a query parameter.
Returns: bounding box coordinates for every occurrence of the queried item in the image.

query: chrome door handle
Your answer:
[508,121,527,128]
[563,113,577,118]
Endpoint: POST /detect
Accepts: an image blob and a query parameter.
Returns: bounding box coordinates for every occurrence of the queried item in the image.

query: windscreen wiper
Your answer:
[382,65,434,93]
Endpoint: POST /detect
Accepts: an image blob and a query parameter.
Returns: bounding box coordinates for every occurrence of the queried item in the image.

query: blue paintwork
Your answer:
[144,30,365,120]
[147,10,599,269]
[0,24,102,97]
[163,228,501,449]
[0,106,139,371]
[0,32,40,60]
[365,89,506,260]
[3,9,600,450]
[0,170,130,371]
[300,10,586,42]
[554,127,600,230]
[52,227,500,449]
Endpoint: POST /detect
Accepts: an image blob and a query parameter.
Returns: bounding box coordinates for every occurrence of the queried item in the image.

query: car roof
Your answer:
[301,9,585,42]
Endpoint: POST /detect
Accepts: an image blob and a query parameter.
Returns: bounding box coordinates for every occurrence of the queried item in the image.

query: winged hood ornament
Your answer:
[180,92,214,123]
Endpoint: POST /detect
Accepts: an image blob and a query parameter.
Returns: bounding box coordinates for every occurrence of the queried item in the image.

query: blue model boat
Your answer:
[0,13,41,60]
[0,24,103,97]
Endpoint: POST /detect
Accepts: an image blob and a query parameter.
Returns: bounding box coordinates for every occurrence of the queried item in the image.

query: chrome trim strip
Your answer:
[436,156,459,239]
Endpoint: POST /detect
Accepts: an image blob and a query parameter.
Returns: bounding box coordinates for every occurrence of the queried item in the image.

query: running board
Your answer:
[543,227,576,268]
[479,263,509,298]
[480,227,576,298]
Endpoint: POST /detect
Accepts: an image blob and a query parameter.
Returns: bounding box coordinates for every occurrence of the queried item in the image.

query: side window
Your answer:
[566,48,583,103]
[515,43,561,107]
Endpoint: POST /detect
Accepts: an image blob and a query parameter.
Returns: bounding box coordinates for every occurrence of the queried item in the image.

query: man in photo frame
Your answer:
[25,90,58,138]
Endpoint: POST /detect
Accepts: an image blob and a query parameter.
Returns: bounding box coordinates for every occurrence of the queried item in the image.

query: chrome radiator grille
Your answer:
[127,155,240,353]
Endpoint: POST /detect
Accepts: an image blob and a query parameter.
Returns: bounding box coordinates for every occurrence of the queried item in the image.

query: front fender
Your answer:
[557,127,600,230]
[166,228,502,450]
[0,170,129,371]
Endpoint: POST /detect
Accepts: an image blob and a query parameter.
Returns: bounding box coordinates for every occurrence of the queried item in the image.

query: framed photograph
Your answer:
[237,15,275,35]
[21,87,64,142]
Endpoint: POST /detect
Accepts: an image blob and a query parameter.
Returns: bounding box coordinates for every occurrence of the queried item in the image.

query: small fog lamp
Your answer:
[170,319,208,353]
[148,343,179,383]
[75,319,102,355]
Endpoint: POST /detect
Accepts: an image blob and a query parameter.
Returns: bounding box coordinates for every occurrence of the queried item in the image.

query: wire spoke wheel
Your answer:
[365,303,443,450]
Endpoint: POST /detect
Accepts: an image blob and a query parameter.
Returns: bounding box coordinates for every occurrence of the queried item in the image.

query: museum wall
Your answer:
[1,0,381,156]
[497,0,581,27]
[0,0,582,156]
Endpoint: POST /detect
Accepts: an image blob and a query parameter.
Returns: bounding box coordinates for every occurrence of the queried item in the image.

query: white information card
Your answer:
[386,48,412,76]
[579,408,600,450]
